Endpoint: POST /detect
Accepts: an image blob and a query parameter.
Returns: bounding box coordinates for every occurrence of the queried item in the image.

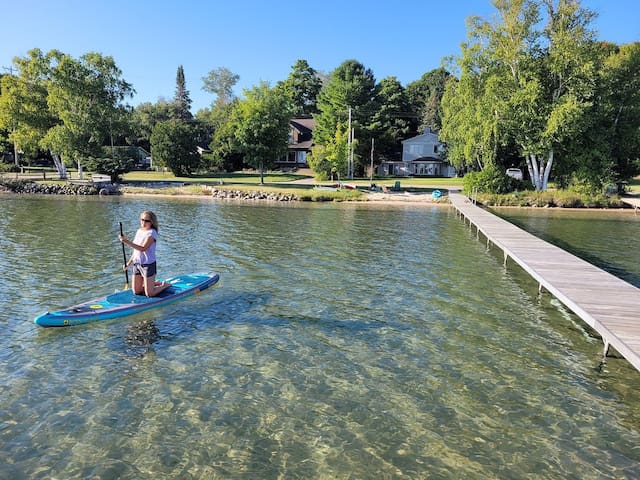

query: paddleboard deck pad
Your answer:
[34,272,219,327]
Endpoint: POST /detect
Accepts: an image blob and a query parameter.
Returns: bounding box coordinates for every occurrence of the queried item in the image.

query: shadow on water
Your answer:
[106,290,276,358]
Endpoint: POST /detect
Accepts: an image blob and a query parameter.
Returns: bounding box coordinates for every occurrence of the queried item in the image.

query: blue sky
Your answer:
[1,0,638,112]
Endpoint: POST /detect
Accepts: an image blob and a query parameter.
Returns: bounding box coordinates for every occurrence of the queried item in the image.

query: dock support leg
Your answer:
[599,340,611,371]
[503,252,508,267]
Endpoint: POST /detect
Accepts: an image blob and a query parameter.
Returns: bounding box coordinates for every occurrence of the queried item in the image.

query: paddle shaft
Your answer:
[119,222,130,289]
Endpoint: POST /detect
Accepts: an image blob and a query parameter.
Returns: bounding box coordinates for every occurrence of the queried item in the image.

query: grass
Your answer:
[470,189,627,208]
[121,170,308,185]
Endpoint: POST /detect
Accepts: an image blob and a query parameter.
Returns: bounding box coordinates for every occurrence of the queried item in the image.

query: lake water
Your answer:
[1,195,639,479]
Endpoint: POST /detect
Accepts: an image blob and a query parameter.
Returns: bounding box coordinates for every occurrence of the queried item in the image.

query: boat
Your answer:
[34,272,220,327]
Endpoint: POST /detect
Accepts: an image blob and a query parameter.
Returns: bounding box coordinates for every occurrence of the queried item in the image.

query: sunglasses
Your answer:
[140,218,152,223]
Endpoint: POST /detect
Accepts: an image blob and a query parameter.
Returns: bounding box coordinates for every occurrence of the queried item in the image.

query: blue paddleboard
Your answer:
[34,272,220,327]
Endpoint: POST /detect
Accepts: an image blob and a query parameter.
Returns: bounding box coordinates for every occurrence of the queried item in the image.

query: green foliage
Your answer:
[475,188,623,208]
[307,145,332,181]
[233,82,292,182]
[150,120,201,176]
[202,67,239,108]
[369,77,413,161]
[84,153,136,182]
[279,59,322,116]
[172,65,193,121]
[207,100,244,172]
[132,101,173,151]
[313,60,378,175]
[43,50,134,170]
[405,67,451,131]
[462,163,524,194]
[442,0,602,191]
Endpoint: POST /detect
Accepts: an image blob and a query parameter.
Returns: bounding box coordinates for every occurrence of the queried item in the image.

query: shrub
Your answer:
[463,164,521,194]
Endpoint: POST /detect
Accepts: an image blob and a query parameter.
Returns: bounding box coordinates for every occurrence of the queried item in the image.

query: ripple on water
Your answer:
[1,198,640,479]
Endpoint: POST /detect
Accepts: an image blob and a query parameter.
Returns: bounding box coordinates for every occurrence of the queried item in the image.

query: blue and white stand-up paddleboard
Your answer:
[34,272,220,327]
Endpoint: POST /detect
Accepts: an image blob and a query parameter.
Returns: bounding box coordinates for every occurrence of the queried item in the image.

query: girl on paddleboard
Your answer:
[119,210,170,297]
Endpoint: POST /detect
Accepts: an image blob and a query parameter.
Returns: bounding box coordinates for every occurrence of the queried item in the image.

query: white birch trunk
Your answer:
[542,149,554,191]
[529,153,544,191]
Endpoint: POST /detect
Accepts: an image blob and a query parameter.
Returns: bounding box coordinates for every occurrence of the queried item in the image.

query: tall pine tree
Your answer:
[173,65,192,122]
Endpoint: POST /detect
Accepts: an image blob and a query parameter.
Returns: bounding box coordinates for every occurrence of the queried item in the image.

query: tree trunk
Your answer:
[528,153,544,191]
[542,149,554,191]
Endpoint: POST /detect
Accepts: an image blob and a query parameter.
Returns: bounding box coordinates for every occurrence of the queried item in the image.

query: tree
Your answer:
[0,49,57,164]
[43,50,134,177]
[234,82,292,184]
[309,122,350,180]
[172,65,192,122]
[279,59,323,116]
[131,100,173,151]
[594,42,640,184]
[202,67,239,109]
[369,76,413,161]
[206,99,244,172]
[406,68,451,132]
[441,0,599,191]
[313,60,378,176]
[150,119,200,176]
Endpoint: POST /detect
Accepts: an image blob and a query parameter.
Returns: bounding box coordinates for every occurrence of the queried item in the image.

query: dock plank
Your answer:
[449,193,640,372]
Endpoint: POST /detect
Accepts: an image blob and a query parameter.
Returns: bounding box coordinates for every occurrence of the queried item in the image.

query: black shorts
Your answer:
[132,262,157,278]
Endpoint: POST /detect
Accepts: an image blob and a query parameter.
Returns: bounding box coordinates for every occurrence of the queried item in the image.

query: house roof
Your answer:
[291,118,316,134]
[290,141,313,150]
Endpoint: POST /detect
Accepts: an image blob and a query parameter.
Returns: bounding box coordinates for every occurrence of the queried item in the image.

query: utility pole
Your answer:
[347,107,352,179]
[369,138,375,186]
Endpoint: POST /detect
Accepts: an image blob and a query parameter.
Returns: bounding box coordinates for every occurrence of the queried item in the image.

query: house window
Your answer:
[433,145,438,154]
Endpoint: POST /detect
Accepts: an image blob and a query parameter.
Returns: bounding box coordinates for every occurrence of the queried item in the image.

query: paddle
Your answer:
[119,222,130,290]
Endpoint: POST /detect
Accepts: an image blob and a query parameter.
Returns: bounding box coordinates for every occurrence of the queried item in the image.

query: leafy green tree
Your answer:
[131,100,173,151]
[234,82,292,183]
[206,99,244,172]
[279,59,323,116]
[202,67,239,109]
[43,50,134,177]
[406,67,451,131]
[441,0,598,191]
[0,49,57,163]
[369,76,413,161]
[150,119,200,176]
[309,122,350,180]
[313,60,378,176]
[172,65,192,122]
[84,154,136,183]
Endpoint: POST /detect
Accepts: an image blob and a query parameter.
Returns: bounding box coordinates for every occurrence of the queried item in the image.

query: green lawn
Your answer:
[121,170,464,188]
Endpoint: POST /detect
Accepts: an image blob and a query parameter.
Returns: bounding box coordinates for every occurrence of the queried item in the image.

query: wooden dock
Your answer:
[621,195,640,211]
[449,192,640,372]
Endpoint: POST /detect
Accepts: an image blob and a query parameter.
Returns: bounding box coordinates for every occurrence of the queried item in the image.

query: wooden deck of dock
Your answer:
[448,192,640,372]
[621,195,640,211]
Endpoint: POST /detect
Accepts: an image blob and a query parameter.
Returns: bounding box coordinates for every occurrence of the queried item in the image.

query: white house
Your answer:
[378,128,455,177]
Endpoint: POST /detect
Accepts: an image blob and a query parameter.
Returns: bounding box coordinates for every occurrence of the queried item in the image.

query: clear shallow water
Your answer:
[493,208,640,288]
[1,195,639,479]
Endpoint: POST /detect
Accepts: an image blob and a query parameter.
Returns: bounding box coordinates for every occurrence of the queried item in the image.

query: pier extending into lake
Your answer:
[449,192,640,372]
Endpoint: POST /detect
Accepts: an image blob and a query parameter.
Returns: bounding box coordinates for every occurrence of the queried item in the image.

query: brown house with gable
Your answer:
[277,118,315,170]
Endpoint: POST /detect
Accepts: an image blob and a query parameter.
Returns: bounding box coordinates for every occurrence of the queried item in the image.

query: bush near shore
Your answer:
[469,189,626,208]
